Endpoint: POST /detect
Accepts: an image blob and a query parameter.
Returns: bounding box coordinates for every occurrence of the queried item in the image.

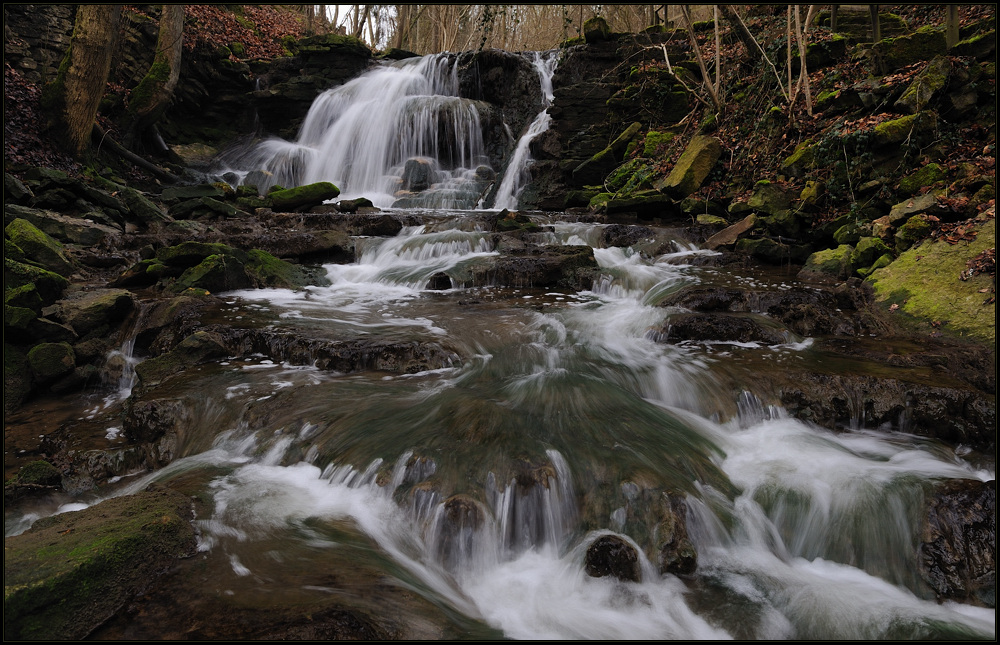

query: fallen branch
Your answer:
[92,123,180,184]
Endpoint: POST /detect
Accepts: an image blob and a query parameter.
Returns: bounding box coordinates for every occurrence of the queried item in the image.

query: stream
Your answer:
[4,49,995,640]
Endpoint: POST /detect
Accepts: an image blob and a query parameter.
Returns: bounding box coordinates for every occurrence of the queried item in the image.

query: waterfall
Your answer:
[490,50,559,210]
[212,54,493,210]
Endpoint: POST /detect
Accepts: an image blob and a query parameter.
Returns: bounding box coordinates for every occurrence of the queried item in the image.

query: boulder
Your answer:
[26,341,75,382]
[4,218,74,276]
[584,534,641,582]
[4,258,69,307]
[798,244,854,281]
[867,217,995,343]
[873,26,948,74]
[117,186,172,224]
[704,214,756,250]
[3,204,120,246]
[269,182,341,211]
[51,289,136,339]
[3,487,197,640]
[400,158,434,192]
[653,135,722,198]
[894,56,951,114]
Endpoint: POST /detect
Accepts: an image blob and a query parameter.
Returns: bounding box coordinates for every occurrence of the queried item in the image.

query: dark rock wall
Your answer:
[3,4,76,84]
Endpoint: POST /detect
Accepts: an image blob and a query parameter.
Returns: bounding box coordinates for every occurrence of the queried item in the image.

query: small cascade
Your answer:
[490,51,559,210]
[211,54,494,210]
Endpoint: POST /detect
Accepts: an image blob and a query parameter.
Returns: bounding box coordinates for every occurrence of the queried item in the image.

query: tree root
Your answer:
[92,123,180,184]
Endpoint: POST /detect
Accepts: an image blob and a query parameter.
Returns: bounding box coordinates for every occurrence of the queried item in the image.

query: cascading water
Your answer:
[212,54,494,209]
[490,50,558,210]
[8,47,994,641]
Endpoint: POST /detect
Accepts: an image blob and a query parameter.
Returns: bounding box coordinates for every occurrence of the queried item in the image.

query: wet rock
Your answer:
[4,172,34,204]
[919,479,995,607]
[434,494,486,571]
[3,486,197,640]
[270,182,341,212]
[585,534,641,582]
[159,183,226,203]
[117,186,172,225]
[657,312,793,345]
[401,158,434,192]
[600,224,655,248]
[656,493,697,576]
[134,330,230,390]
[704,214,757,250]
[798,244,854,281]
[463,243,599,291]
[50,288,136,340]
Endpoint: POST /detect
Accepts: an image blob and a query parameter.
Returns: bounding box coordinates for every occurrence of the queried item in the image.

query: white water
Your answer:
[491,51,559,210]
[213,54,492,209]
[157,216,991,640]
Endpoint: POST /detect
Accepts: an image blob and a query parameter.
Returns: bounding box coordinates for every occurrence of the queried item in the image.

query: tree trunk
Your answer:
[946,5,960,48]
[719,5,761,62]
[869,5,881,43]
[41,4,122,158]
[123,4,184,151]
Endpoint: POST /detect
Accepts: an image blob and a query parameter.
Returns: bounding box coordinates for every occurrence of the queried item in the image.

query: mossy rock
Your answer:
[734,237,812,265]
[159,183,225,203]
[26,341,75,382]
[894,215,933,253]
[872,111,937,147]
[269,182,341,211]
[4,218,74,276]
[780,141,817,178]
[583,16,611,43]
[894,56,951,115]
[653,135,722,198]
[11,460,61,486]
[868,218,995,343]
[134,330,230,388]
[156,241,235,268]
[898,163,947,197]
[3,486,197,640]
[857,252,894,278]
[3,342,33,414]
[798,244,855,280]
[747,181,795,216]
[4,258,69,306]
[642,131,674,157]
[851,236,893,274]
[874,26,947,74]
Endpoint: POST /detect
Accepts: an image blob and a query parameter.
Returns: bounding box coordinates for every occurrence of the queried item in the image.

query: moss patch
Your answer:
[868,218,995,344]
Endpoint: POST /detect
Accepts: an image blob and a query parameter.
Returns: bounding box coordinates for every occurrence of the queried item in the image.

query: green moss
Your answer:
[128,59,171,115]
[13,460,61,486]
[642,131,674,157]
[560,36,585,48]
[898,163,946,196]
[868,219,995,343]
[229,41,246,57]
[894,215,932,252]
[873,111,936,146]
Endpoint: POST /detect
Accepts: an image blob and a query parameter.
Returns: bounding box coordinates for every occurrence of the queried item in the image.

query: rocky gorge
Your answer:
[4,5,996,640]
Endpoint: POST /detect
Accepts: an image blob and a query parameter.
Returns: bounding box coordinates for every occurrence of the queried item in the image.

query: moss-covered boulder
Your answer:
[780,141,817,178]
[898,163,947,197]
[872,111,937,147]
[134,330,230,389]
[583,16,611,43]
[3,486,197,640]
[3,204,120,246]
[894,214,933,252]
[117,186,172,224]
[4,218,74,276]
[573,122,643,186]
[747,180,796,216]
[867,217,995,343]
[156,241,234,268]
[734,237,812,265]
[26,341,75,382]
[52,289,136,339]
[798,244,855,281]
[894,55,951,115]
[3,342,33,414]
[641,130,674,157]
[873,25,948,74]
[653,135,722,198]
[269,182,341,211]
[159,183,225,203]
[851,236,893,274]
[4,258,69,307]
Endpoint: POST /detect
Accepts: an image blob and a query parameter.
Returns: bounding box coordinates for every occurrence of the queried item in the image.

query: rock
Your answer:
[867,217,995,344]
[159,183,225,203]
[5,258,69,307]
[4,218,74,276]
[51,288,136,340]
[585,534,641,582]
[653,135,722,198]
[919,479,996,607]
[872,111,937,147]
[850,236,893,274]
[117,187,172,225]
[780,141,818,177]
[873,26,948,74]
[3,204,120,246]
[894,56,952,114]
[462,243,599,291]
[657,312,793,345]
[894,215,932,252]
[26,341,75,382]
[269,181,341,211]
[4,173,34,204]
[798,244,854,281]
[704,214,756,250]
[400,158,434,192]
[897,163,947,197]
[888,191,950,224]
[134,330,230,389]
[3,486,197,640]
[951,29,997,60]
[734,237,813,265]
[600,224,655,248]
[572,122,643,186]
[583,16,611,43]
[433,494,485,571]
[656,494,697,576]
[747,181,796,216]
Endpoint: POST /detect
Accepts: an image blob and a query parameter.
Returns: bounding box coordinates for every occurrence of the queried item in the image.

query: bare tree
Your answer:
[123,4,184,151]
